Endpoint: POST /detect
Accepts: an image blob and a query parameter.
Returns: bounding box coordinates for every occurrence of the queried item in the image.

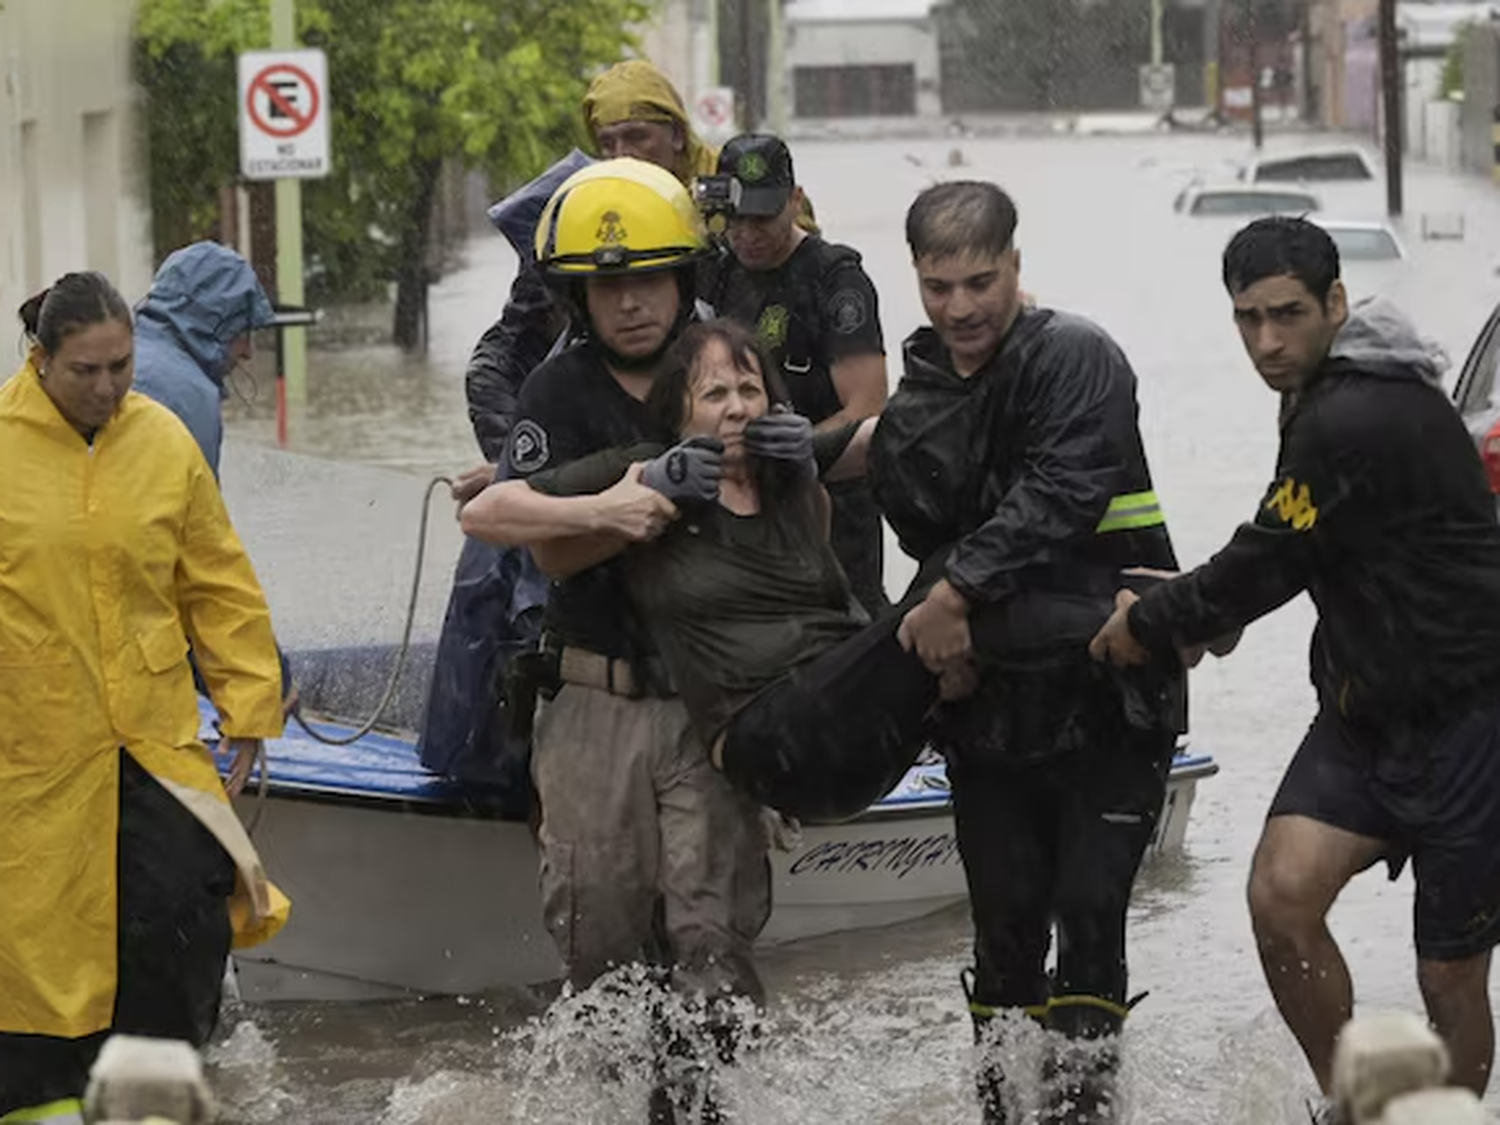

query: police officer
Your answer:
[704,134,889,616]
[459,159,768,1124]
[868,181,1181,1124]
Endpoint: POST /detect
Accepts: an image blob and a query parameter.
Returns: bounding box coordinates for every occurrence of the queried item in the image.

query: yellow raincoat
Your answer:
[0,359,289,1040]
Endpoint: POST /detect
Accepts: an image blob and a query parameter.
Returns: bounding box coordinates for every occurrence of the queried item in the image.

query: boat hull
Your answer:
[228,757,1216,1002]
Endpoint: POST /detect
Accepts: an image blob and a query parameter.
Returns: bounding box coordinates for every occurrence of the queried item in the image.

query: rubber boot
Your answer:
[1040,995,1129,1125]
[963,969,1048,1125]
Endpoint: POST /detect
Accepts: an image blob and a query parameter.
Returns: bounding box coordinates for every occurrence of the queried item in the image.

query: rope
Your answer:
[240,474,456,837]
[288,474,455,746]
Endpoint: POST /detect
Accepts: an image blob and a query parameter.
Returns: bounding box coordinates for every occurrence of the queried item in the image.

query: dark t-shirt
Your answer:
[709,234,890,615]
[505,341,669,660]
[709,234,884,424]
[530,445,861,743]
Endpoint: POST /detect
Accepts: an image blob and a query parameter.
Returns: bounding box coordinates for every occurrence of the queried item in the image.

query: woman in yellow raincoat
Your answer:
[0,272,289,1121]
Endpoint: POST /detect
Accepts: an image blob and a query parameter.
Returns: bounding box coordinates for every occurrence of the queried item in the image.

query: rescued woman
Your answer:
[0,272,289,1121]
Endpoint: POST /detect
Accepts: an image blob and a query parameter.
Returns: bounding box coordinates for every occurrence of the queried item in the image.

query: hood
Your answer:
[1325,296,1447,387]
[135,242,275,386]
[581,60,718,182]
[487,149,596,264]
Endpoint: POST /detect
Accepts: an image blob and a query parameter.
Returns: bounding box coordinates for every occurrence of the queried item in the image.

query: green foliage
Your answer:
[135,0,652,313]
[1440,21,1474,102]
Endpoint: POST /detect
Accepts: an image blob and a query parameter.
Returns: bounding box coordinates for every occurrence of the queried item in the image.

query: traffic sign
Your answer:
[693,87,736,141]
[239,49,330,180]
[1139,63,1176,112]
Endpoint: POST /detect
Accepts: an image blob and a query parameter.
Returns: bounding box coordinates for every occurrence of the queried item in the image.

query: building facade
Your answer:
[0,0,152,362]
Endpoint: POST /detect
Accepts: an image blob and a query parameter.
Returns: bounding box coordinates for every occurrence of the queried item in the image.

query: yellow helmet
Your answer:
[535,157,706,276]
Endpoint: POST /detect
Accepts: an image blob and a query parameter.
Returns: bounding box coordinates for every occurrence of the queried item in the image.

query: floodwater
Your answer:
[210,127,1500,1123]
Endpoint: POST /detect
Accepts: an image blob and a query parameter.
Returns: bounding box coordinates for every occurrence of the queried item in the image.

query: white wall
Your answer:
[0,0,151,364]
[786,18,941,116]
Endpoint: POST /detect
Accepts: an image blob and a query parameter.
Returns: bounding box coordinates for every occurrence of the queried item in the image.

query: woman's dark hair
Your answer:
[647,318,790,434]
[17,271,132,354]
[647,318,816,523]
[1222,216,1341,306]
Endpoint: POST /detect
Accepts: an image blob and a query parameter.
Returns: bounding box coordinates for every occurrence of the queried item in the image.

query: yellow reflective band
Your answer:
[0,1100,85,1124]
[1048,994,1132,1020]
[1095,490,1165,534]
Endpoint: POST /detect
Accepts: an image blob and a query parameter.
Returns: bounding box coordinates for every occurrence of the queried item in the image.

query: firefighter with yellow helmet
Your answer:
[461,159,770,1123]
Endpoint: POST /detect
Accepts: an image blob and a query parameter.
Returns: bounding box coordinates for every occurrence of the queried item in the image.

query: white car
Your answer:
[1173,183,1321,217]
[1239,147,1377,184]
[1311,219,1405,262]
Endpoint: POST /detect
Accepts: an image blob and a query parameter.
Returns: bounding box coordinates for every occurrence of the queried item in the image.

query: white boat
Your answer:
[212,703,1218,1003]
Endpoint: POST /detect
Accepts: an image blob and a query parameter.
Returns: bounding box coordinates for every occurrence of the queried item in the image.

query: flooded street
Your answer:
[211,128,1500,1122]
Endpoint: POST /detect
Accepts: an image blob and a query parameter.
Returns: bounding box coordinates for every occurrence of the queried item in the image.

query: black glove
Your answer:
[641,436,724,503]
[744,406,815,473]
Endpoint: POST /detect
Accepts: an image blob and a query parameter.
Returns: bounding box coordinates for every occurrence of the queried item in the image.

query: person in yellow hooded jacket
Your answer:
[0,272,289,1124]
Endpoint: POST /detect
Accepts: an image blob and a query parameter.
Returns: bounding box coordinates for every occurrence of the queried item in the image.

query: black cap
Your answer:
[717,134,796,218]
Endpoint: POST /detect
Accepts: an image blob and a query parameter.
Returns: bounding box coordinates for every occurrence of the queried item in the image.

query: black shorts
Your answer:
[1269,702,1500,961]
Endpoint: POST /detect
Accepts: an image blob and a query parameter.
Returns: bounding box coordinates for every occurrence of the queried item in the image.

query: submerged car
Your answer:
[1313,219,1405,262]
[1173,183,1321,217]
[1239,147,1377,184]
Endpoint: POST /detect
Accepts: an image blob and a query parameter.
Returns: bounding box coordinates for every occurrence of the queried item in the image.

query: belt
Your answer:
[557,646,646,698]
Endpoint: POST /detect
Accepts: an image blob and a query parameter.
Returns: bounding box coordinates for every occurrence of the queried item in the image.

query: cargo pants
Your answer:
[531,682,770,1004]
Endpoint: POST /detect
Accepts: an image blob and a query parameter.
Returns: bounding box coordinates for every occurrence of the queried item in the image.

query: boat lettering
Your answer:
[787,834,960,879]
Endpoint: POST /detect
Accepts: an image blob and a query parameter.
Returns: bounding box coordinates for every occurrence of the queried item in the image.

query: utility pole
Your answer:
[1150,0,1164,67]
[1378,0,1403,216]
[270,0,307,405]
[1244,0,1264,149]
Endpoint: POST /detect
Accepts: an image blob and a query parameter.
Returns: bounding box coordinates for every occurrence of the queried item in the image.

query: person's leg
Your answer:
[1399,702,1500,1095]
[111,752,236,1046]
[949,749,1057,1125]
[718,611,938,823]
[530,685,663,990]
[656,699,768,1124]
[1044,721,1172,1125]
[1416,951,1493,1094]
[1249,710,1396,1095]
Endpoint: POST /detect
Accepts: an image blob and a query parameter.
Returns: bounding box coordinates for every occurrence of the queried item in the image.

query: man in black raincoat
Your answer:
[1092,216,1500,1120]
[867,181,1183,1124]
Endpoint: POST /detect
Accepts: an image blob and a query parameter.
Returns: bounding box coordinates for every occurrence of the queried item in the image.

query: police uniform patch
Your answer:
[757,304,790,349]
[509,419,551,474]
[738,151,768,183]
[828,288,868,335]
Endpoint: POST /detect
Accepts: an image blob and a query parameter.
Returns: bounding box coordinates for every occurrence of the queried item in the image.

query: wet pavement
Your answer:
[211,128,1500,1122]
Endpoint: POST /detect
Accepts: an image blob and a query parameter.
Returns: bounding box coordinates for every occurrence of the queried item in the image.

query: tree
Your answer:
[135,0,652,349]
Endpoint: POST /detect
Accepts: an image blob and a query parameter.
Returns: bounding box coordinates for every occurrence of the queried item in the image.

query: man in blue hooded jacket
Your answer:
[133,240,293,706]
[133,241,276,477]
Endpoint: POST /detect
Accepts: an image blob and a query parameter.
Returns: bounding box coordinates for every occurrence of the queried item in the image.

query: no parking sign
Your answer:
[239,49,330,180]
[693,87,737,141]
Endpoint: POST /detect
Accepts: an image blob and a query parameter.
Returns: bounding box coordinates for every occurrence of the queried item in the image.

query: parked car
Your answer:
[1312,219,1405,262]
[1452,301,1500,496]
[1239,147,1377,184]
[1173,183,1321,217]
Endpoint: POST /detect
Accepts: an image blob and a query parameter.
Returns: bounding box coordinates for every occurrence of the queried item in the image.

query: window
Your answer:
[793,65,917,118]
[1252,153,1372,182]
[1455,311,1500,419]
[1189,190,1319,216]
[1322,226,1401,261]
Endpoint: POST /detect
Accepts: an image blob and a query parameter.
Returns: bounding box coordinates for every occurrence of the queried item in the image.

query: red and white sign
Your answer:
[693,87,736,140]
[239,49,330,180]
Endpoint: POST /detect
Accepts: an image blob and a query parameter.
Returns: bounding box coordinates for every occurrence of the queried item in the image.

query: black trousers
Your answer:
[949,713,1174,1019]
[0,751,236,1114]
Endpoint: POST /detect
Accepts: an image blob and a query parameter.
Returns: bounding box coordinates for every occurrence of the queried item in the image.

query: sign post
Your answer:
[692,87,737,144]
[1139,63,1176,112]
[239,0,325,428]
